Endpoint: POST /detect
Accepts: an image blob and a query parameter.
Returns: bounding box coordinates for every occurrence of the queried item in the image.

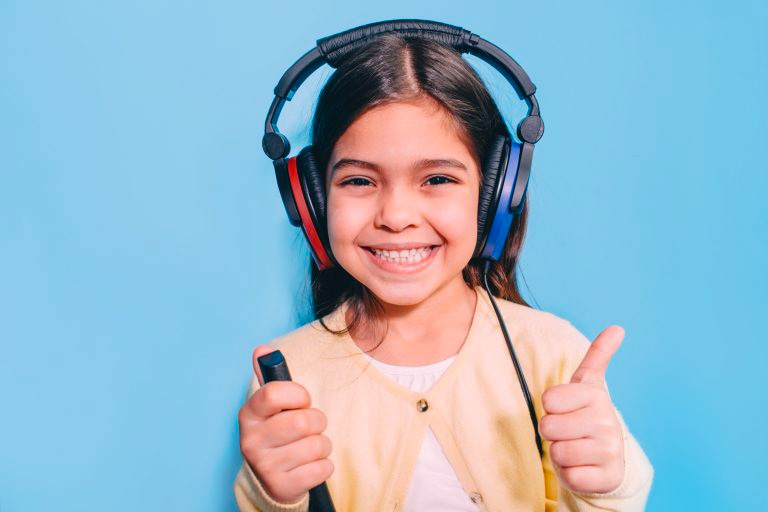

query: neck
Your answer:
[351,276,478,366]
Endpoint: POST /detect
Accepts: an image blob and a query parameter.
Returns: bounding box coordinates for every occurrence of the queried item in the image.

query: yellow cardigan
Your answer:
[234,288,653,511]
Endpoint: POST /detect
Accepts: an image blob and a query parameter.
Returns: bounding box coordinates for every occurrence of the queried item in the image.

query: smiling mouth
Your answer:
[364,245,436,264]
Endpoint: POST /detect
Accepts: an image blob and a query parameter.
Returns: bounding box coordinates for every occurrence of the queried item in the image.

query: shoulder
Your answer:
[493,296,589,345]
[481,292,592,383]
[258,306,363,388]
[268,312,348,363]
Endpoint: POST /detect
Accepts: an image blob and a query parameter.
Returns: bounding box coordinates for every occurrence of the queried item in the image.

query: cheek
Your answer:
[326,194,362,252]
[433,191,478,253]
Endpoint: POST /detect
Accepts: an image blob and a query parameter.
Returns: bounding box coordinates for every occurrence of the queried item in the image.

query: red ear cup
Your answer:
[286,155,335,270]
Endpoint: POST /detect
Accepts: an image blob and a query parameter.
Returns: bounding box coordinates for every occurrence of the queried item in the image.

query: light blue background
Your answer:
[2,1,766,510]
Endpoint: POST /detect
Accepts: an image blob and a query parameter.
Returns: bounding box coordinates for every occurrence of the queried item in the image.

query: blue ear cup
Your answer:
[475,135,506,255]
[475,135,532,261]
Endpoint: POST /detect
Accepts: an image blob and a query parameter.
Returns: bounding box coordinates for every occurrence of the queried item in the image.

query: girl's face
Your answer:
[325,97,481,307]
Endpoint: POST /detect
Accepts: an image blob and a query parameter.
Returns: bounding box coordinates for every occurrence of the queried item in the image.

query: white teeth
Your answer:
[370,246,433,264]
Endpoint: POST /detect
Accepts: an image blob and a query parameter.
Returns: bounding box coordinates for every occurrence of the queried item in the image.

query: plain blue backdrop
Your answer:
[2,1,766,510]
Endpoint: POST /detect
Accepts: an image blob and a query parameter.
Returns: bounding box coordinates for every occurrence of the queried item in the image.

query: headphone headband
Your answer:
[263,19,543,160]
[317,20,536,97]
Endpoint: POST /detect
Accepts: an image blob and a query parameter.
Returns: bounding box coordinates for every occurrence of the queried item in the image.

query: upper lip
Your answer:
[362,243,438,251]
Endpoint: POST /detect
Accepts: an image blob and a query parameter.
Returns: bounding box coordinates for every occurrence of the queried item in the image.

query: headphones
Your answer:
[261,19,544,271]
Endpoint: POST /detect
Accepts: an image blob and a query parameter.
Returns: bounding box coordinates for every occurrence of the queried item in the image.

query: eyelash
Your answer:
[339,175,458,187]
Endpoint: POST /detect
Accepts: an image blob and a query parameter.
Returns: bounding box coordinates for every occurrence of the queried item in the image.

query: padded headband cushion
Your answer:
[317,20,473,67]
[475,135,508,255]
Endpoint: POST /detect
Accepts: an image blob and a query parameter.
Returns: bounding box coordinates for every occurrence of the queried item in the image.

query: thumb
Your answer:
[252,345,277,387]
[570,325,624,384]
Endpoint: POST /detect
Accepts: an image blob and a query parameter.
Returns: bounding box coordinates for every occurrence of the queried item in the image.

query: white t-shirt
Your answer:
[362,353,480,512]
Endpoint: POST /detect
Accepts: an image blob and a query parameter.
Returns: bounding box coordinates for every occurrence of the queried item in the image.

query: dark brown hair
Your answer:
[307,35,531,337]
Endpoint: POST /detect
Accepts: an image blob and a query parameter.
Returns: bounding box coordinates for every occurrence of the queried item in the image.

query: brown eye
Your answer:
[341,177,373,187]
[425,175,456,186]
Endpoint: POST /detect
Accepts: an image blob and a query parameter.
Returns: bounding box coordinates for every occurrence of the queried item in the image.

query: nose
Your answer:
[374,185,421,232]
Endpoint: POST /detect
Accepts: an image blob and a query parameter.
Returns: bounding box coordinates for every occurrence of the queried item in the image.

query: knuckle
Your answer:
[550,441,566,462]
[539,416,549,437]
[237,406,249,425]
[562,467,588,492]
[309,460,326,481]
[594,387,611,401]
[322,458,335,479]
[298,385,312,407]
[311,408,328,432]
[539,415,555,439]
[319,435,332,457]
[239,428,263,457]
[310,435,327,458]
[295,465,315,490]
[251,452,275,477]
[292,412,309,435]
[268,479,293,501]
[597,416,617,435]
[606,470,623,491]
[606,435,621,454]
[592,440,610,461]
[259,383,277,405]
[541,389,554,411]
[239,436,251,458]
[243,429,274,464]
[594,398,614,416]
[549,441,561,462]
[305,459,333,486]
[583,387,601,405]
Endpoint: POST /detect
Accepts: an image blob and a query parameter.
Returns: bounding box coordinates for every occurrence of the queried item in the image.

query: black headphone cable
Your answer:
[482,259,544,457]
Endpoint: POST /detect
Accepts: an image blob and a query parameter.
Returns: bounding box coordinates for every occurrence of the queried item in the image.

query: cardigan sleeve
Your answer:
[232,375,310,512]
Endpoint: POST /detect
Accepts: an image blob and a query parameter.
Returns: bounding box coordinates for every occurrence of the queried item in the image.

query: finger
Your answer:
[248,381,312,419]
[550,438,606,468]
[558,465,621,494]
[570,325,624,384]
[539,408,602,441]
[263,458,334,505]
[252,345,277,387]
[262,434,333,473]
[541,383,599,414]
[261,408,328,447]
[284,458,334,496]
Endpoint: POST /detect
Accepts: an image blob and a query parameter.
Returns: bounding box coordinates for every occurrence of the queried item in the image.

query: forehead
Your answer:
[328,98,479,172]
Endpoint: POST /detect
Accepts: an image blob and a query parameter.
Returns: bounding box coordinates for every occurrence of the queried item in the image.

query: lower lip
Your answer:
[362,246,439,273]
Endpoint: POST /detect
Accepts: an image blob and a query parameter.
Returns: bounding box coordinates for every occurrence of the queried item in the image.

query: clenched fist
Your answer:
[238,345,334,504]
[540,326,626,494]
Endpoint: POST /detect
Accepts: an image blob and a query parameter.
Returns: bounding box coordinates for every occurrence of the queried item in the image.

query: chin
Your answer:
[363,276,451,307]
[368,286,429,307]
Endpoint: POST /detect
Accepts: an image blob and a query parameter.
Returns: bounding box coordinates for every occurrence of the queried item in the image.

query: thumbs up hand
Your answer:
[540,326,626,494]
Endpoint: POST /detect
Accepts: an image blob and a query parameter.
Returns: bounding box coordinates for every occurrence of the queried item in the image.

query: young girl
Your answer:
[236,30,653,512]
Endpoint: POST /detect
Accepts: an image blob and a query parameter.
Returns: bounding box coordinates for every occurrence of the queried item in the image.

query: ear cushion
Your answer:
[296,145,334,265]
[297,146,327,222]
[475,135,509,255]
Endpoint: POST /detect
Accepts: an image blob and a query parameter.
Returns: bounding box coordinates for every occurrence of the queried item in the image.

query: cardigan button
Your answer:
[416,398,429,412]
[469,492,483,504]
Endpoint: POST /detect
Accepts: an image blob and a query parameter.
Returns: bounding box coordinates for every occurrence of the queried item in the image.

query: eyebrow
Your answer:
[331,158,468,174]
